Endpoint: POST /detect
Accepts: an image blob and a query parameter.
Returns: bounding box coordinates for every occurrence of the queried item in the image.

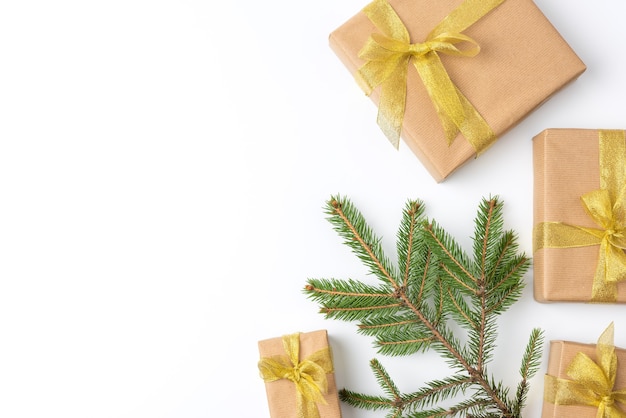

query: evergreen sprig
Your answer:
[304,195,543,417]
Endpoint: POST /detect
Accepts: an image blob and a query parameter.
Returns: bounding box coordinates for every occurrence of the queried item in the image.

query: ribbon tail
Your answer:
[358,0,411,149]
[454,85,497,154]
[412,53,464,145]
[592,239,618,302]
[295,389,321,418]
[611,185,626,243]
[611,391,626,418]
[604,405,626,418]
[598,402,626,418]
[297,361,330,403]
[605,243,626,283]
[412,53,496,151]
[377,60,409,148]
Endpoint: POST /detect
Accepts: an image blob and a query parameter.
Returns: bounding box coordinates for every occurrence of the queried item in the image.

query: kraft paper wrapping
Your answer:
[330,0,586,182]
[258,330,342,418]
[542,340,626,417]
[533,129,626,303]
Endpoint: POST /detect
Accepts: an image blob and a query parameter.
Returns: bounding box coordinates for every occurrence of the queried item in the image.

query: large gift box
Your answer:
[533,129,626,303]
[542,324,626,417]
[330,0,586,182]
[258,330,342,418]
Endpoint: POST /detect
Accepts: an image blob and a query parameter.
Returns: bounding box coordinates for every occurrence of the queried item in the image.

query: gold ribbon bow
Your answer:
[545,323,626,417]
[356,0,504,150]
[258,333,334,418]
[534,130,626,302]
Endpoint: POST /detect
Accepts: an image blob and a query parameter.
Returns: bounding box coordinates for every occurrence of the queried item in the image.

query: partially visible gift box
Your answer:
[542,323,626,417]
[329,0,586,182]
[533,129,626,303]
[258,330,342,418]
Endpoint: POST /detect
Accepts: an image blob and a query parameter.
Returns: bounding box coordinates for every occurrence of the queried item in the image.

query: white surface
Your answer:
[0,0,625,417]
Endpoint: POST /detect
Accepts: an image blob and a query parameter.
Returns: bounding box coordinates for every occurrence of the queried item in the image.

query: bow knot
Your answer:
[545,323,626,418]
[606,228,621,239]
[356,0,502,150]
[411,33,480,58]
[290,367,302,382]
[366,32,480,59]
[606,227,626,248]
[582,188,626,247]
[603,395,616,408]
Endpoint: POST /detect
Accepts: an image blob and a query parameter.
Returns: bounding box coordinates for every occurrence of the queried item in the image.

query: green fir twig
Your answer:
[304,195,543,417]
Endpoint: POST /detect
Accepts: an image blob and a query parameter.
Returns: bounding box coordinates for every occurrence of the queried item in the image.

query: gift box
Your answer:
[542,324,626,417]
[330,0,586,182]
[258,330,342,418]
[533,129,626,303]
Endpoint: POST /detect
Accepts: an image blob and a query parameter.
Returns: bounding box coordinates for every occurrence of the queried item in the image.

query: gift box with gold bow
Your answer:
[257,330,342,418]
[542,323,626,417]
[533,129,626,303]
[330,0,586,182]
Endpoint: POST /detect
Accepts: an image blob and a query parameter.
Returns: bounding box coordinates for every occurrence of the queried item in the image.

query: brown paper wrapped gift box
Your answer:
[542,339,626,417]
[533,129,626,302]
[330,0,586,182]
[258,330,342,418]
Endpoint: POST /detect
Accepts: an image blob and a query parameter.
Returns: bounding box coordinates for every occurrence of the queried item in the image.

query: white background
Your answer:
[0,0,625,417]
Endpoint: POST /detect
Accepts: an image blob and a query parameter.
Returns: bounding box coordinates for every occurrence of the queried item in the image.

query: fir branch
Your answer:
[400,376,473,411]
[441,397,496,417]
[445,286,478,331]
[397,200,427,290]
[473,198,504,283]
[304,195,542,417]
[324,195,399,287]
[305,278,399,322]
[424,220,477,293]
[339,389,393,411]
[371,358,402,399]
[359,315,434,356]
[512,328,544,416]
[518,328,544,381]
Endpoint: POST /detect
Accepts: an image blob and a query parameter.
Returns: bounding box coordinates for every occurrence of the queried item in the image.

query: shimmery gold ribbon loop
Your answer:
[258,333,334,418]
[545,323,626,417]
[533,130,626,302]
[356,0,503,150]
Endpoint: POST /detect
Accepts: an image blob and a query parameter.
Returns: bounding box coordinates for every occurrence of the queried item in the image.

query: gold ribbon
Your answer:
[258,333,334,418]
[534,130,626,302]
[545,323,626,417]
[356,0,503,150]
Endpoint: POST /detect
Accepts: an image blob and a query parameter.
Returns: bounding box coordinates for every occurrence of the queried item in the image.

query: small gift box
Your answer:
[542,323,626,417]
[258,330,342,418]
[330,0,586,182]
[533,129,626,303]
